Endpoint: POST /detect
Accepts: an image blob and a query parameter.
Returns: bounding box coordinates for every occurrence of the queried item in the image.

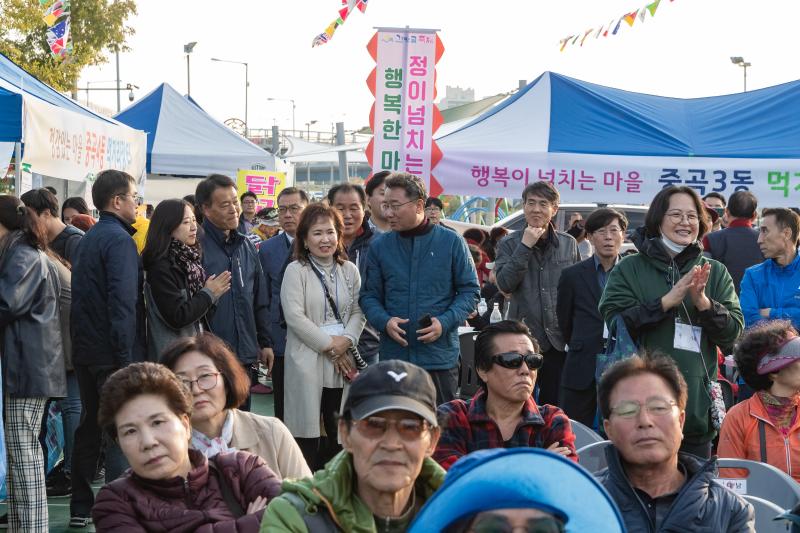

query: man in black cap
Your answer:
[262,360,445,531]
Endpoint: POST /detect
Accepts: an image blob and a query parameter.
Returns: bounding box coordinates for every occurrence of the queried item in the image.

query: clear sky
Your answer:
[79,0,800,136]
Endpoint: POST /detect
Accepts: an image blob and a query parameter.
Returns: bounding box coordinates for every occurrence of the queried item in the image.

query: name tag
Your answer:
[674,321,702,353]
[321,323,345,336]
[603,322,609,340]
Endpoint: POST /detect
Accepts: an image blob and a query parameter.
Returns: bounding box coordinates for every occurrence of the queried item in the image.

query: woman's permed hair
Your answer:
[97,362,193,440]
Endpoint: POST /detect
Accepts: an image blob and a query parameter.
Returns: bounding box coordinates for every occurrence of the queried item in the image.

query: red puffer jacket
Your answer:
[92,449,281,532]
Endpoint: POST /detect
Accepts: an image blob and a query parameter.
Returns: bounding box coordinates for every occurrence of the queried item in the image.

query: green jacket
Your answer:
[260,451,445,532]
[598,230,743,444]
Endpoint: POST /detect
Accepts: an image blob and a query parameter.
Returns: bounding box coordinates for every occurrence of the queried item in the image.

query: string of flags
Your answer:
[312,0,369,48]
[559,0,673,51]
[40,0,72,60]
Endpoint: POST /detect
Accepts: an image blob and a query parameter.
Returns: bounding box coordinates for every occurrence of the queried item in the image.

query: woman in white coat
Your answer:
[280,203,366,470]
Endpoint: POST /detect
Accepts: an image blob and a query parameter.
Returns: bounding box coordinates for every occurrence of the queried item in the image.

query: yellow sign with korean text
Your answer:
[236,169,287,209]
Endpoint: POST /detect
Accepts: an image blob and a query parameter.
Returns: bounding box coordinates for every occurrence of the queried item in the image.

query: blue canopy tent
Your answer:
[114,83,275,177]
[434,72,800,207]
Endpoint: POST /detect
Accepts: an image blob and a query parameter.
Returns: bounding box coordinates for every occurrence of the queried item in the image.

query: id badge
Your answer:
[321,323,345,336]
[602,322,609,340]
[674,321,702,353]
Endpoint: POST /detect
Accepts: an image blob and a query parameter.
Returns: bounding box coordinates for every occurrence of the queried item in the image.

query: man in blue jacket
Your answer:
[360,173,479,404]
[69,169,144,527]
[257,186,308,421]
[196,174,273,412]
[740,207,800,328]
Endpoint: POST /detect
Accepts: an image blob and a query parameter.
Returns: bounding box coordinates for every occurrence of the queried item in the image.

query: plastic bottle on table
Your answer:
[477,298,488,316]
[490,303,502,324]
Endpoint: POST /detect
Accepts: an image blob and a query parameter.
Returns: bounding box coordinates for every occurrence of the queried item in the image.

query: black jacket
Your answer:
[347,218,379,362]
[0,237,67,397]
[50,224,84,264]
[200,220,271,364]
[556,256,607,390]
[144,254,214,331]
[705,224,764,294]
[597,446,754,532]
[71,212,146,367]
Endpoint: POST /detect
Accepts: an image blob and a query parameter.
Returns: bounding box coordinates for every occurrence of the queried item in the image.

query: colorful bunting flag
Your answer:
[46,18,70,58]
[557,0,675,51]
[42,0,69,27]
[312,0,370,47]
[647,0,662,16]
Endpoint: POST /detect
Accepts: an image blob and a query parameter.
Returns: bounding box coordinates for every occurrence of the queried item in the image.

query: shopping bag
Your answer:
[595,315,638,381]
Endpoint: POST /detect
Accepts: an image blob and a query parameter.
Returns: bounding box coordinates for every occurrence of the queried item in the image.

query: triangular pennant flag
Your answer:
[338,6,349,21]
[559,36,573,52]
[612,17,623,35]
[595,25,604,38]
[647,0,662,16]
[571,34,580,44]
[356,0,368,13]
[603,19,614,36]
[580,28,593,46]
[638,8,646,22]
[623,10,638,26]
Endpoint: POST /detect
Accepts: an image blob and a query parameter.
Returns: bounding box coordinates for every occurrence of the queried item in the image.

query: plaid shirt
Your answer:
[434,388,578,470]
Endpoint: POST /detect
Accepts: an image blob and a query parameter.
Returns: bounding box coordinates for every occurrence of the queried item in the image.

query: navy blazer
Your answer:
[257,232,293,357]
[556,256,607,390]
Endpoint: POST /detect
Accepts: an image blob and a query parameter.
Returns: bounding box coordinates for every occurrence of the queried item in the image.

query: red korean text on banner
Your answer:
[366,29,445,197]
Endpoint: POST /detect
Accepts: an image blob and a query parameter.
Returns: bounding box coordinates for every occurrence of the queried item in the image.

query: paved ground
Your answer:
[0,390,275,532]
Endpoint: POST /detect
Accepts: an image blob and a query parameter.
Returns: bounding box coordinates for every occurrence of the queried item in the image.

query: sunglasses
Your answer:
[470,514,565,533]
[491,352,544,370]
[352,416,429,441]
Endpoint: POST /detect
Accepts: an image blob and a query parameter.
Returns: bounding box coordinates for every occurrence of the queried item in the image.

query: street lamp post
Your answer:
[305,120,317,139]
[730,56,751,92]
[184,42,197,96]
[211,57,249,136]
[267,97,296,135]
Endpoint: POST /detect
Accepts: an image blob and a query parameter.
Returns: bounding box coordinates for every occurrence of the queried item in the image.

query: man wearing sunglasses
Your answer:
[262,360,444,531]
[597,352,753,532]
[434,321,577,470]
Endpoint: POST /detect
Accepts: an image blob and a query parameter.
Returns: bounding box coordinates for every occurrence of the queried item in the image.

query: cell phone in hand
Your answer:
[418,314,433,329]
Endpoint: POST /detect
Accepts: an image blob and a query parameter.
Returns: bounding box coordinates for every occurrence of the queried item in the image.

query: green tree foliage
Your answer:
[0,0,136,92]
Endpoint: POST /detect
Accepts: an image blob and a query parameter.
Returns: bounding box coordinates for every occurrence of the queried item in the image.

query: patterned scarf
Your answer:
[169,238,205,297]
[190,410,237,458]
[758,391,799,436]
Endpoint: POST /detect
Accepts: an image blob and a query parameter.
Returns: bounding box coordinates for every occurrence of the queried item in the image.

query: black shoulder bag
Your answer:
[308,262,367,370]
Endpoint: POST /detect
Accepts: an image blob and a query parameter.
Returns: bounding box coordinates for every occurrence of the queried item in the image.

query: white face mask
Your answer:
[660,234,688,254]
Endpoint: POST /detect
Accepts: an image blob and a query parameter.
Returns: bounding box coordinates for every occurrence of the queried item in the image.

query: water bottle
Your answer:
[490,303,502,324]
[477,298,488,316]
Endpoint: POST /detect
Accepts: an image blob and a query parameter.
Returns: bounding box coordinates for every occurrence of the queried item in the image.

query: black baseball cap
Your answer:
[342,360,438,427]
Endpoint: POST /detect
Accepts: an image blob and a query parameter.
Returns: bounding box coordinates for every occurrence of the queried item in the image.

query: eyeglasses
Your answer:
[278,205,303,215]
[469,514,565,533]
[665,211,699,224]
[351,416,429,441]
[491,352,544,370]
[179,372,220,391]
[424,207,442,214]
[117,192,144,206]
[610,398,678,419]
[383,199,417,212]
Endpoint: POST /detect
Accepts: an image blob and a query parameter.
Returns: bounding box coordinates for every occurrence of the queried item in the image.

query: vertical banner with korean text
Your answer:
[236,169,287,209]
[366,28,445,196]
